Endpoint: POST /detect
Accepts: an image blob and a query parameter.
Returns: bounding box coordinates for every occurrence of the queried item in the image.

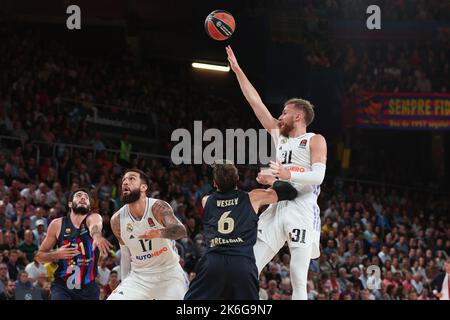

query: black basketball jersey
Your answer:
[203,190,258,260]
[54,215,98,288]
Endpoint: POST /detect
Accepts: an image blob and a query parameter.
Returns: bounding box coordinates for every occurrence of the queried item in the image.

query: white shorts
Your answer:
[107,264,188,300]
[257,196,321,259]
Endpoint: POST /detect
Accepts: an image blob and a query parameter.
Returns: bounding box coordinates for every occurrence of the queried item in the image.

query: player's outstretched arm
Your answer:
[87,213,113,257]
[249,180,298,212]
[226,45,278,133]
[139,200,187,240]
[35,218,79,263]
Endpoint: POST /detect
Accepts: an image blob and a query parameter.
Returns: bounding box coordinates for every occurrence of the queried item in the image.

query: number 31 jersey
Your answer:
[119,197,180,274]
[276,132,321,197]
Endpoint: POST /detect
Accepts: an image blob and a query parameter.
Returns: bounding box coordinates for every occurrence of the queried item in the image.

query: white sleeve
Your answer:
[289,163,326,185]
[120,245,131,281]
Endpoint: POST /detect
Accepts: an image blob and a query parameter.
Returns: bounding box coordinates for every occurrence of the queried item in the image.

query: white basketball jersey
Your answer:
[119,198,180,274]
[275,132,321,197]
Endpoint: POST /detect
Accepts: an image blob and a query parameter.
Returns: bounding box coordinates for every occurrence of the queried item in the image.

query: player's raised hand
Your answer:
[138,229,161,240]
[226,45,240,72]
[269,161,291,180]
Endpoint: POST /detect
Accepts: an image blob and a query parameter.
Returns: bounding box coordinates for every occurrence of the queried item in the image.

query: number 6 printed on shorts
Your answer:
[291,228,306,243]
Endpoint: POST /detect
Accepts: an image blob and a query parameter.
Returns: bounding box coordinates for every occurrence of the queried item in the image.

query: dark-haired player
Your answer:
[107,169,188,300]
[36,188,112,300]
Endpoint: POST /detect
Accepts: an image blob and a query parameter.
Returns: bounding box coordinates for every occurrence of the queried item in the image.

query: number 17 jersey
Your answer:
[119,198,180,274]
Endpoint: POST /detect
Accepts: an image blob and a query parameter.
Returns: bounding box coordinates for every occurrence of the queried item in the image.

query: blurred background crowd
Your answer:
[0,0,449,300]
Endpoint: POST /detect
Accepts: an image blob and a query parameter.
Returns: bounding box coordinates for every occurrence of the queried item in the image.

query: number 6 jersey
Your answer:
[203,190,258,261]
[119,197,180,274]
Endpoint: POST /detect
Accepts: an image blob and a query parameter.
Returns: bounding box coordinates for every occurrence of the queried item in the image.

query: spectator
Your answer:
[378,245,391,264]
[348,267,364,290]
[6,250,21,281]
[34,273,51,300]
[97,256,111,286]
[0,280,16,300]
[32,220,47,247]
[266,263,282,284]
[266,279,281,300]
[102,270,119,299]
[18,230,38,263]
[24,253,46,282]
[30,207,48,231]
[0,262,8,294]
[411,273,424,294]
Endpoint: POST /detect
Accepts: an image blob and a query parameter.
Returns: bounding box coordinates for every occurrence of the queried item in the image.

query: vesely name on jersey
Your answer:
[210,237,244,247]
[135,246,168,260]
[216,198,238,207]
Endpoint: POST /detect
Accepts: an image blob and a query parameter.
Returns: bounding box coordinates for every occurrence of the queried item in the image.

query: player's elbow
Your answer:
[176,224,187,240]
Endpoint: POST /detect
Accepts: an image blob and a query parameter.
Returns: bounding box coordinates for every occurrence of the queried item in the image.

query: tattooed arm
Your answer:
[86,213,113,257]
[138,200,186,240]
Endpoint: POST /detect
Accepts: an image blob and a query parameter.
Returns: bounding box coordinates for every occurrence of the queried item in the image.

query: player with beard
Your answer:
[36,188,112,300]
[107,169,188,300]
[226,46,327,300]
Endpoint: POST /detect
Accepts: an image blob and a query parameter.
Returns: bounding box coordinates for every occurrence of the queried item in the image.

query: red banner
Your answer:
[355,92,450,130]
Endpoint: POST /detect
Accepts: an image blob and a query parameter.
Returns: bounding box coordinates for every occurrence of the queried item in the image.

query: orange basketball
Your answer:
[205,10,236,41]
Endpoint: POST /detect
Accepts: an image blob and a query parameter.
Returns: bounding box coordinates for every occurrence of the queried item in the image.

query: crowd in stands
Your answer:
[0,17,448,300]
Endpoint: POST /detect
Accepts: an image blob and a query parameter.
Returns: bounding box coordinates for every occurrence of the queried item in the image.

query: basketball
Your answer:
[204,10,235,41]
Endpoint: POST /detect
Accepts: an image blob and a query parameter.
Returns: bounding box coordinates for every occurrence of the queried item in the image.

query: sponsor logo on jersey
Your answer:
[135,246,168,260]
[126,223,133,232]
[65,227,71,235]
[209,237,244,247]
[281,138,287,144]
[287,166,305,172]
[147,217,155,227]
[80,223,88,235]
[299,139,307,148]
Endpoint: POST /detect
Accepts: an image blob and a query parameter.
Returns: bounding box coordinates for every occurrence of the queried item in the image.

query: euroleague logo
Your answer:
[299,139,307,149]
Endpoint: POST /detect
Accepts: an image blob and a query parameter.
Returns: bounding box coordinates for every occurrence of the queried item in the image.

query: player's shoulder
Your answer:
[48,216,64,228]
[111,208,123,223]
[47,217,63,235]
[86,211,101,221]
[310,133,326,143]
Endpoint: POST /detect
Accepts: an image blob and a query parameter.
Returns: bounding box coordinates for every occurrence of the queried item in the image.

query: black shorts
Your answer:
[184,252,259,300]
[51,281,100,300]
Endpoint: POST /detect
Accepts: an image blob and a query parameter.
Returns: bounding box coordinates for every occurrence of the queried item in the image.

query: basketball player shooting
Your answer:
[226,45,327,300]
